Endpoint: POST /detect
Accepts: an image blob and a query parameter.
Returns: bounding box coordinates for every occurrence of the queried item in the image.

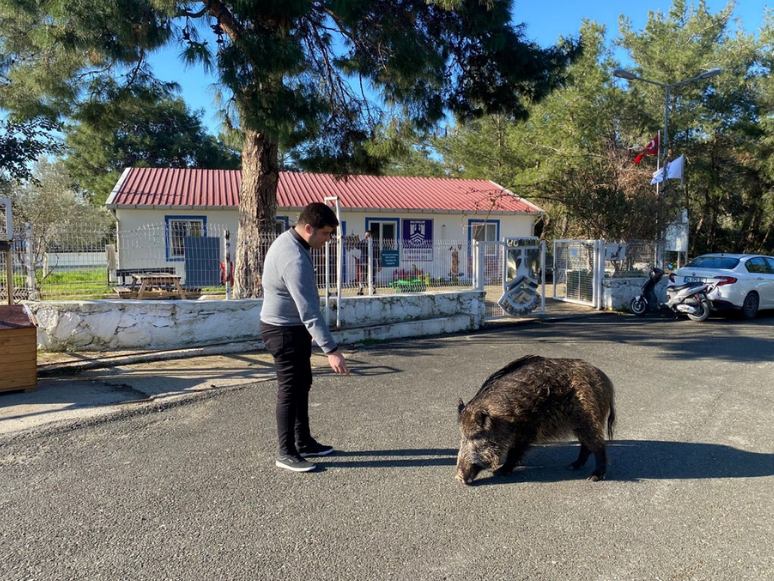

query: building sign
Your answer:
[381,250,400,267]
[402,219,433,262]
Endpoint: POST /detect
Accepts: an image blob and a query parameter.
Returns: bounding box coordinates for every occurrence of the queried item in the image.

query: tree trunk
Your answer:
[233,130,279,298]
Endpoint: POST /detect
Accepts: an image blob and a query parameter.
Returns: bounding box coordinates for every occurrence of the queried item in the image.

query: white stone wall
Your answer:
[602,277,669,311]
[26,291,486,352]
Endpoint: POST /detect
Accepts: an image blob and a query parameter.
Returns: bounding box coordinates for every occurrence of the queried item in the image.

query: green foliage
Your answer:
[0,118,63,183]
[65,95,241,205]
[1,0,582,296]
[6,158,113,248]
[1,0,581,174]
[407,2,774,256]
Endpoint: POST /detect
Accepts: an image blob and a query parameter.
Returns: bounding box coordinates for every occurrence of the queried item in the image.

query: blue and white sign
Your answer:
[402,219,433,262]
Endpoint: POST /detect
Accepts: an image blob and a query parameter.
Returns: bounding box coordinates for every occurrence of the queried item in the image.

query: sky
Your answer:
[148,1,772,135]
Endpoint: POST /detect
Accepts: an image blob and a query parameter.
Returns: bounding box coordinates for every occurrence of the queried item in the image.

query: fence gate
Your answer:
[477,237,546,320]
[552,239,605,308]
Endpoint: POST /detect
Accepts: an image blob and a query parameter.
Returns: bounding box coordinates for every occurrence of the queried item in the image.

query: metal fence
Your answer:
[552,239,660,307]
[0,222,487,302]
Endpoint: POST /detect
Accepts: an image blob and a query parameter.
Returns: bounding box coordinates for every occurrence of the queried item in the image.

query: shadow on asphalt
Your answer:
[316,448,458,469]
[467,440,774,485]
[361,310,774,364]
[313,440,774,483]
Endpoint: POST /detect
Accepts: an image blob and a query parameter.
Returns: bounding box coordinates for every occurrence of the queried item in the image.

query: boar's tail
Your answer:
[607,403,616,441]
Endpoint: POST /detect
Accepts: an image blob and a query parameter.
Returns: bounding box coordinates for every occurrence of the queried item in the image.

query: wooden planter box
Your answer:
[0,305,37,393]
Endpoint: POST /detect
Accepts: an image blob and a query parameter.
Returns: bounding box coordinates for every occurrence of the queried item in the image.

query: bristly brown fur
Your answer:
[455,355,616,484]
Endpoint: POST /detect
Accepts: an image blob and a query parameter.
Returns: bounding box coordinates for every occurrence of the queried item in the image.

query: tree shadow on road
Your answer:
[355,310,774,364]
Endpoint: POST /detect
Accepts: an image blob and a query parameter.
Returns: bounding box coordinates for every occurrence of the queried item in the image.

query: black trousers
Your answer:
[260,322,314,456]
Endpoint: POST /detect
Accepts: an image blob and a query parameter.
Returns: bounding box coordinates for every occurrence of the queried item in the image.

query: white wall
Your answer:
[28,291,486,351]
[113,207,537,284]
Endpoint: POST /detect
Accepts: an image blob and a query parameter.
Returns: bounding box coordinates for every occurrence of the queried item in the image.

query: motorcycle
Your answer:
[664,280,714,322]
[631,266,714,322]
[630,267,665,317]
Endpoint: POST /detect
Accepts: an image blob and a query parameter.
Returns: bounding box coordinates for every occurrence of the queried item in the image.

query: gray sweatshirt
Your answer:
[260,229,338,353]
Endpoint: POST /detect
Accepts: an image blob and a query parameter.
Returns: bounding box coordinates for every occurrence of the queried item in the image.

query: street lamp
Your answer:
[613,67,721,264]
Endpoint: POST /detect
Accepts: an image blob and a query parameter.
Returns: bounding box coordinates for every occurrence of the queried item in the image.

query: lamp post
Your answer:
[613,67,722,264]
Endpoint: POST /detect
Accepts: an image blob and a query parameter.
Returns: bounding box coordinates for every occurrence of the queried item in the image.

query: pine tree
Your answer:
[0,0,580,296]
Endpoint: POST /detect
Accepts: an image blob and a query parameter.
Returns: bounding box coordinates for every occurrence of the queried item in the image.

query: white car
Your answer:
[670,253,774,320]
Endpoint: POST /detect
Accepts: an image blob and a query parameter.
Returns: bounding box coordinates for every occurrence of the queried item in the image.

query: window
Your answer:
[746,257,768,274]
[469,220,499,256]
[275,216,289,234]
[166,216,206,260]
[367,219,399,251]
[687,256,739,269]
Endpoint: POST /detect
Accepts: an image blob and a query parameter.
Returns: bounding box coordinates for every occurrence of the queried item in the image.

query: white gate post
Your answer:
[472,241,484,291]
[223,230,231,300]
[593,240,605,310]
[323,196,341,329]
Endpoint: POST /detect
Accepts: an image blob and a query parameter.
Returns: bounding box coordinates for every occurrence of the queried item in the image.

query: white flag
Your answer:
[667,154,684,179]
[651,154,685,184]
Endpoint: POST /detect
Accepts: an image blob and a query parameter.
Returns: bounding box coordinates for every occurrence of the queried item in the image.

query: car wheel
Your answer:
[742,292,759,320]
[687,298,711,322]
[631,297,648,317]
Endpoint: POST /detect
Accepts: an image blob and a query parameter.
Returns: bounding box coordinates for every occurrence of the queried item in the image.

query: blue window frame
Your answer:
[165,215,207,261]
[365,217,400,251]
[468,219,500,256]
[275,216,289,234]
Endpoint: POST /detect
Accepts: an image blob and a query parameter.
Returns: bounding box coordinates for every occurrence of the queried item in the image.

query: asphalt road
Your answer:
[2,312,774,581]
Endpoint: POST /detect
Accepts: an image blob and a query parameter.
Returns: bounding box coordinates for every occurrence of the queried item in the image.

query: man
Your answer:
[260,203,350,473]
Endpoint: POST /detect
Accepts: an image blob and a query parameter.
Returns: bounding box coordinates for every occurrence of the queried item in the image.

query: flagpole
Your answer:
[614,67,722,268]
[655,131,661,267]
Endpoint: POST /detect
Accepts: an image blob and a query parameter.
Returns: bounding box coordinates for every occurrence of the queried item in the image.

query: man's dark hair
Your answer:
[297,203,339,229]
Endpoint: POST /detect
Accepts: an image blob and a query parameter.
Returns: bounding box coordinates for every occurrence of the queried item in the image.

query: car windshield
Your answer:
[685,256,740,270]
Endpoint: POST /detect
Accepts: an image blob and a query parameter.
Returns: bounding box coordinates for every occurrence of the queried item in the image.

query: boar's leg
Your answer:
[571,429,608,481]
[568,443,592,471]
[588,448,607,482]
[493,443,526,477]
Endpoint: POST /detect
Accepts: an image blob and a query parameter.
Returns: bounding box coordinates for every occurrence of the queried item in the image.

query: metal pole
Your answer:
[657,86,671,268]
[25,223,35,299]
[367,235,374,295]
[224,230,231,300]
[663,86,670,186]
[4,247,12,305]
[540,240,546,314]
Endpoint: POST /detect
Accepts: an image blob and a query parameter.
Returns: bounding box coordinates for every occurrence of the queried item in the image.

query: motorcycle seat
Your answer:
[667,282,705,292]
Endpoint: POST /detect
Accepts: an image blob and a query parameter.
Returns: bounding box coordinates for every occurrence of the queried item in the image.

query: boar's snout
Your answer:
[454,463,480,485]
[455,447,483,485]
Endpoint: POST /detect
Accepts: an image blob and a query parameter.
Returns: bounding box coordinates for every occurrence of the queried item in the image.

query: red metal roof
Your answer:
[106,167,542,214]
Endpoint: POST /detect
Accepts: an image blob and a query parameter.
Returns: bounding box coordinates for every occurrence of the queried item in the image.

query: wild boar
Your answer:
[456,355,615,484]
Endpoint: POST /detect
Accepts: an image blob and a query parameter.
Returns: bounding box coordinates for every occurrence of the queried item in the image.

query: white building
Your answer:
[106,167,543,286]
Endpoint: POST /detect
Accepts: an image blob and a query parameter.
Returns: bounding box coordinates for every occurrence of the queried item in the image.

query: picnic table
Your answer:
[114,272,189,300]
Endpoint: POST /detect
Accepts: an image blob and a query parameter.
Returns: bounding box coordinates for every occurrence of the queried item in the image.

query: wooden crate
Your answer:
[0,305,37,393]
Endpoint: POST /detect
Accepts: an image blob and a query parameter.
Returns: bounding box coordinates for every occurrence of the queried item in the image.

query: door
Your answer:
[751,256,774,308]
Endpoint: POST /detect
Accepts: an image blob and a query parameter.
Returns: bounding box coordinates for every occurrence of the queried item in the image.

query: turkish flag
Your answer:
[634,134,659,163]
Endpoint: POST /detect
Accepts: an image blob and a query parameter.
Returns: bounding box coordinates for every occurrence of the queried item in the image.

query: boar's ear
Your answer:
[474,410,491,429]
[457,399,466,417]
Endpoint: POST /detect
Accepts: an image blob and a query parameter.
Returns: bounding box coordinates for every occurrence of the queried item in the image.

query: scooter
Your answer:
[630,267,665,316]
[664,280,714,322]
[630,267,714,322]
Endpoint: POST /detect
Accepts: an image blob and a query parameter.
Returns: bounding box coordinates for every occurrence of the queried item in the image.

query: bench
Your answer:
[111,286,137,299]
